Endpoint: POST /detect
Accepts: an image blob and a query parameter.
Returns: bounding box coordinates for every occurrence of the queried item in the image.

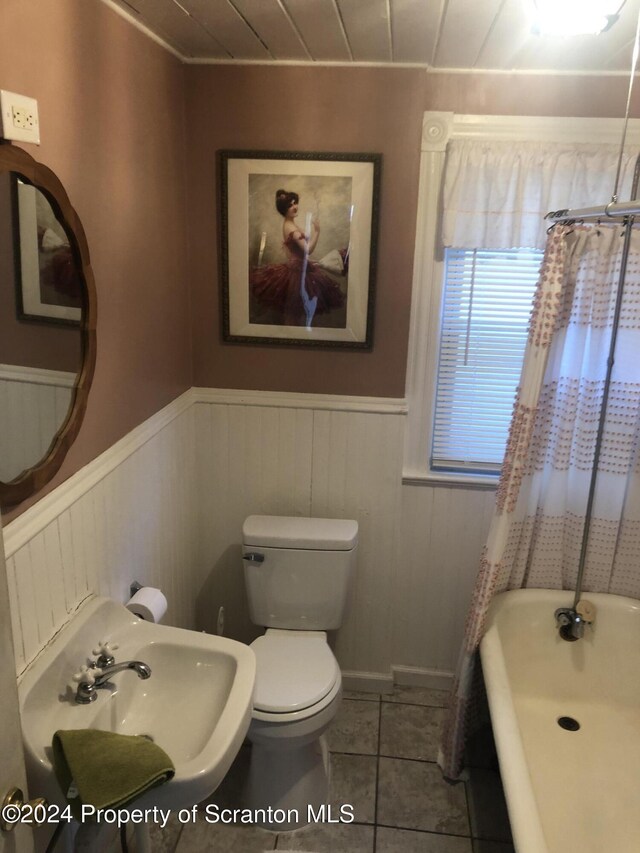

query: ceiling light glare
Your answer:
[531,0,624,35]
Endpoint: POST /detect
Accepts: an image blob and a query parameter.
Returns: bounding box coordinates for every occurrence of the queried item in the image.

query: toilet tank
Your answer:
[242,515,358,631]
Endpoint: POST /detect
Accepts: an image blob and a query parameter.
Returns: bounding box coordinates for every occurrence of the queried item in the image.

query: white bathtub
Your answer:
[480,588,640,853]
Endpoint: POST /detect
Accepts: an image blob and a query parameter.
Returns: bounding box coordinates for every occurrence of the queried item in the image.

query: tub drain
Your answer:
[557,716,580,731]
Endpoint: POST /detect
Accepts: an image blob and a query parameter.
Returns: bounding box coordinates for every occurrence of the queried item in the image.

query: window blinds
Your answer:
[431,248,543,474]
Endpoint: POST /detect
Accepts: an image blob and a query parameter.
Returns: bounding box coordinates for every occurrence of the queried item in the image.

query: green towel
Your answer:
[52,729,175,819]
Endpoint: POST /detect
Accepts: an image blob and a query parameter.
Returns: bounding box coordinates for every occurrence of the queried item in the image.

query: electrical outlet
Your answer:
[0,90,40,144]
[11,106,36,130]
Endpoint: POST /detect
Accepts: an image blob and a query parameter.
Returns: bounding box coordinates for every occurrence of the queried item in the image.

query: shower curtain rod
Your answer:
[545,198,640,224]
[546,153,640,224]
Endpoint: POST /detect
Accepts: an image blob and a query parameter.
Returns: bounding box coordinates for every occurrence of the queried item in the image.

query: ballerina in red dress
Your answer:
[250,189,347,328]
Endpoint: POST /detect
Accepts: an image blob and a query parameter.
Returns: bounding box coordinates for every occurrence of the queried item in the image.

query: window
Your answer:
[404,112,640,486]
[431,248,543,475]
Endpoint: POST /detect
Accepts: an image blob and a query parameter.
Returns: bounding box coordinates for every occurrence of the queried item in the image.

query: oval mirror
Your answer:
[0,144,96,509]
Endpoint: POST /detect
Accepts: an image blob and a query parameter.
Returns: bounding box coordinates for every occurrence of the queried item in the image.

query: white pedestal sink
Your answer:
[18,595,255,842]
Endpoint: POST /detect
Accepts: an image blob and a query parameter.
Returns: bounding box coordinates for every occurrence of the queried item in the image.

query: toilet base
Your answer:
[244,734,330,831]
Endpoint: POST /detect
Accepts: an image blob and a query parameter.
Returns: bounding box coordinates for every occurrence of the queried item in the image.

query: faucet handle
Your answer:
[93,640,119,656]
[576,600,596,624]
[92,640,119,668]
[73,665,102,686]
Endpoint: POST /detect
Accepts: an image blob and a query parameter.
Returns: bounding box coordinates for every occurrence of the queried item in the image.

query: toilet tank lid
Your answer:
[243,515,358,550]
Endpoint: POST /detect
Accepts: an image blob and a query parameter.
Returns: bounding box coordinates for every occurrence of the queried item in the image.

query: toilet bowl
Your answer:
[240,515,358,830]
[244,630,343,828]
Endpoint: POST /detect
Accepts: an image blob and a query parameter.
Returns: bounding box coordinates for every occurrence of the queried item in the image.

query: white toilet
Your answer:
[241,514,358,829]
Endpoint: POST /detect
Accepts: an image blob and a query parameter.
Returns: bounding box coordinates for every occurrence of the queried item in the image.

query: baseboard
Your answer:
[392,665,454,691]
[343,666,454,695]
[341,670,394,694]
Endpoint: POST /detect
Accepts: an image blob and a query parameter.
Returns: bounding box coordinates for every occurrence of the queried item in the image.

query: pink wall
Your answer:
[185,65,639,398]
[2,0,638,519]
[1,0,192,519]
[186,66,423,398]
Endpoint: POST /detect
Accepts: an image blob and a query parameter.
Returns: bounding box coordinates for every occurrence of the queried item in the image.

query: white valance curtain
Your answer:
[442,140,637,250]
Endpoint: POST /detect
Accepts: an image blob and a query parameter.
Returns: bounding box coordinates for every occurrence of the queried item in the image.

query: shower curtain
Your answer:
[439,222,640,780]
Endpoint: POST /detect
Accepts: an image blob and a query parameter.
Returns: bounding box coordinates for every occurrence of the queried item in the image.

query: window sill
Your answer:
[402,468,499,490]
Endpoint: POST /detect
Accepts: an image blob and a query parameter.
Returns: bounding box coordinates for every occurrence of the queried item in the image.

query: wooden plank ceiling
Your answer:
[108,0,640,71]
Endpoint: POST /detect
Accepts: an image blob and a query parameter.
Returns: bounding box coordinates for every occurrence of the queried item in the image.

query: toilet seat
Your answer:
[251,629,340,715]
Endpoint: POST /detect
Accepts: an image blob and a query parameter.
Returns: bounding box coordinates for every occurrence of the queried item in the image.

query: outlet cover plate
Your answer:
[0,90,40,144]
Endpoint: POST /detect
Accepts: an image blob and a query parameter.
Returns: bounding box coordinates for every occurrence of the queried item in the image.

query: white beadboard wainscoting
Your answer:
[192,390,409,684]
[3,390,199,675]
[0,365,75,483]
[2,388,496,688]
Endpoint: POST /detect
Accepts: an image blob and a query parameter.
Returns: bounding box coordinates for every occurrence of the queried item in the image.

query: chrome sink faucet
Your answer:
[73,659,151,704]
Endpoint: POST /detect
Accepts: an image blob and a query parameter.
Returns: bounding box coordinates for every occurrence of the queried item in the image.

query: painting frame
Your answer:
[220,150,381,349]
[11,175,82,327]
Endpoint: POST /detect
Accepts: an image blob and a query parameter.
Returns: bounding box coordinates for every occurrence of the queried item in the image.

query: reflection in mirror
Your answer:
[0,144,96,509]
[0,173,83,484]
[14,177,83,324]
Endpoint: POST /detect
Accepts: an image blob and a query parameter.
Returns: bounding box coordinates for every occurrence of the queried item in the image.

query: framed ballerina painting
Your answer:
[220,150,381,348]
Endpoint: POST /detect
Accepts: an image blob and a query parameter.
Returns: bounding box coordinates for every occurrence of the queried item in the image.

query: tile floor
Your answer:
[148,686,515,853]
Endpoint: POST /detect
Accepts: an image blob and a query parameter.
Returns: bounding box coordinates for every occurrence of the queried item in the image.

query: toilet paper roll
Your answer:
[126,587,167,623]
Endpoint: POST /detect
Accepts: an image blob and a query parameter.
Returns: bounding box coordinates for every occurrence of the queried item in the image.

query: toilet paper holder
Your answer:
[126,582,168,623]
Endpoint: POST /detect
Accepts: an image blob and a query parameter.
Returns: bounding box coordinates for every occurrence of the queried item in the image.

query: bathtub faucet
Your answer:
[555,608,585,640]
[555,600,595,641]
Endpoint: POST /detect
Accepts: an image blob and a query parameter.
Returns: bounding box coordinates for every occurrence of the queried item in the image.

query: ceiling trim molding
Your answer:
[181,59,639,76]
[425,66,640,77]
[100,0,183,61]
[99,0,640,75]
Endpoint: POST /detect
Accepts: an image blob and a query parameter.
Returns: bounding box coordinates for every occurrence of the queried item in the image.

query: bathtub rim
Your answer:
[480,587,640,853]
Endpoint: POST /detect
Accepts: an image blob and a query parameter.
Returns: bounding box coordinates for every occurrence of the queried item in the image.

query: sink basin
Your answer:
[19,596,256,812]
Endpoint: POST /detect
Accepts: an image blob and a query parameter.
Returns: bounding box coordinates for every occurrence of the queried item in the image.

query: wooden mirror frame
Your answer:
[0,143,97,509]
